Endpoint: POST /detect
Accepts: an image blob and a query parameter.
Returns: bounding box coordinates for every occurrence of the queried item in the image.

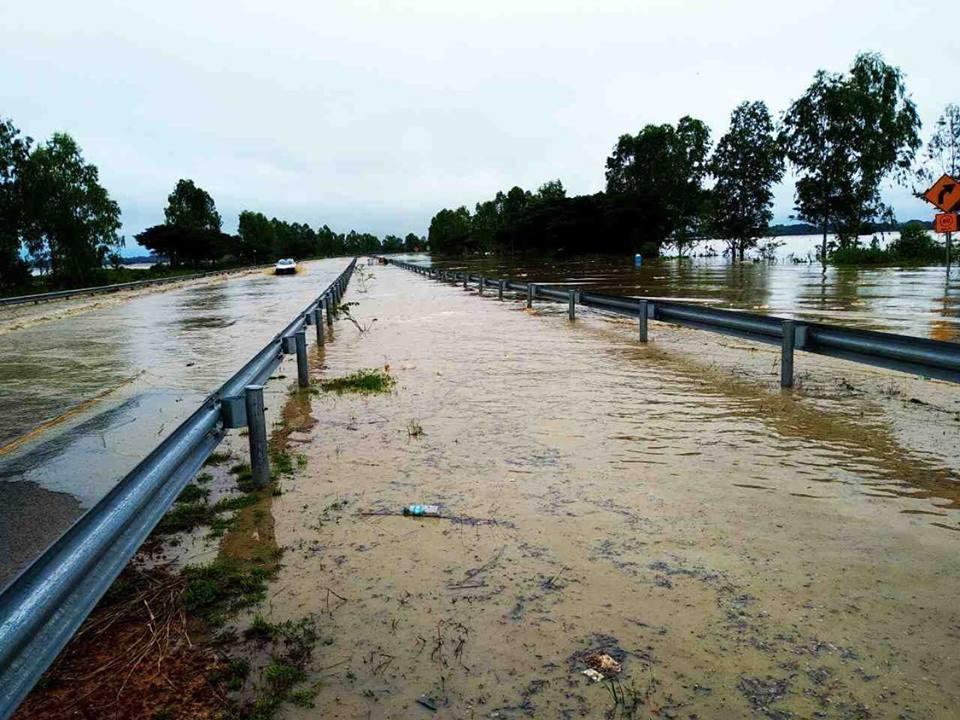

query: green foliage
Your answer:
[780,52,921,261]
[888,224,942,261]
[270,450,294,477]
[205,451,233,466]
[265,663,307,694]
[318,369,394,394]
[428,206,472,253]
[605,116,712,256]
[19,133,122,285]
[0,118,31,288]
[831,226,942,265]
[177,483,210,504]
[182,559,271,623]
[136,179,232,268]
[709,101,784,260]
[381,234,404,253]
[918,103,960,185]
[155,501,214,534]
[165,179,222,232]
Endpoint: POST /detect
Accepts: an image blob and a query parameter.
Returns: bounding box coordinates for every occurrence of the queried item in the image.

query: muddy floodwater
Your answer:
[0,259,350,587]
[235,263,960,718]
[400,237,960,342]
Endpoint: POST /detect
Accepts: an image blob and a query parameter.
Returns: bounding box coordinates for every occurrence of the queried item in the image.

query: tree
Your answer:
[381,234,404,253]
[919,103,960,182]
[403,233,422,252]
[605,116,712,256]
[780,53,921,269]
[428,207,472,253]
[0,118,31,287]
[709,101,785,260]
[316,224,345,257]
[237,210,276,262]
[536,179,566,201]
[165,179,222,232]
[19,133,122,285]
[144,179,231,266]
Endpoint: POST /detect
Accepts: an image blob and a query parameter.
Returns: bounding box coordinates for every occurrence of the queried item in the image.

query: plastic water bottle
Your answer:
[403,504,440,517]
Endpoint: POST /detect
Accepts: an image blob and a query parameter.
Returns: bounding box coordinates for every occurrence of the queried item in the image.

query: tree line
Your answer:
[429,53,960,266]
[135,183,424,269]
[0,119,423,290]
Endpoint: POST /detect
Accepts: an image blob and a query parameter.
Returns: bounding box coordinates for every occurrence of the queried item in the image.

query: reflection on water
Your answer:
[402,238,960,341]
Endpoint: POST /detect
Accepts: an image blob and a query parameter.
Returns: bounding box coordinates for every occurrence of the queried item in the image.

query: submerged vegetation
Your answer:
[829,224,946,265]
[318,368,394,394]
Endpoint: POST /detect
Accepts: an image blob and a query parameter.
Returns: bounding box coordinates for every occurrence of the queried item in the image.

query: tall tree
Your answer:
[780,52,921,268]
[921,103,960,180]
[428,207,472,253]
[381,234,404,253]
[0,118,31,287]
[142,179,230,266]
[403,232,422,252]
[237,211,276,262]
[19,133,122,284]
[536,179,566,201]
[709,101,785,260]
[165,179,222,232]
[605,116,711,256]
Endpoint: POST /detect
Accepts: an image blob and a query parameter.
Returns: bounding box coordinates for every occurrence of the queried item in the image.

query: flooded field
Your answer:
[400,236,960,342]
[0,259,350,587]
[225,263,960,718]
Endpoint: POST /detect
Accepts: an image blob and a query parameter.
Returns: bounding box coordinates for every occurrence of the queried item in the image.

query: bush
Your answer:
[889,225,942,261]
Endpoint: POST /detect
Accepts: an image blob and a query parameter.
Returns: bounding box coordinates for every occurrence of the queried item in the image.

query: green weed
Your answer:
[318,368,394,395]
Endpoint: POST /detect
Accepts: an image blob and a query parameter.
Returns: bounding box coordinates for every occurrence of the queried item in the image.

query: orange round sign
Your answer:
[934,213,958,233]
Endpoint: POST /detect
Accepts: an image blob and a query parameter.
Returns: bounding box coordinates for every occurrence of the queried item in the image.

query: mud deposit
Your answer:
[252,265,957,718]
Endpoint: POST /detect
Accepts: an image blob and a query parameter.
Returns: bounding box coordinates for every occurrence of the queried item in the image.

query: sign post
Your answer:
[922,174,960,268]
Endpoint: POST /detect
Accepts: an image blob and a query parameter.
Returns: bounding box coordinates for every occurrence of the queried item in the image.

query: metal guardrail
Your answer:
[0,265,276,307]
[382,258,960,387]
[0,258,357,719]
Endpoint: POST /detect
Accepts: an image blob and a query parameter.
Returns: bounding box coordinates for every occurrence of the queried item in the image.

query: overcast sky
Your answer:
[2,0,955,254]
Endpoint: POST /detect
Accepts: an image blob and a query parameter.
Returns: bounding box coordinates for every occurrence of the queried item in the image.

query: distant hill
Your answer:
[121,254,163,265]
[768,220,930,236]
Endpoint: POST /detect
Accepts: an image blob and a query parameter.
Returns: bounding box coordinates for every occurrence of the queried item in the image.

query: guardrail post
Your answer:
[568,290,576,321]
[638,300,649,342]
[479,276,484,296]
[295,330,309,388]
[781,320,795,389]
[527,283,535,308]
[245,385,270,488]
[463,275,468,290]
[325,296,333,327]
[498,280,504,301]
[314,306,324,345]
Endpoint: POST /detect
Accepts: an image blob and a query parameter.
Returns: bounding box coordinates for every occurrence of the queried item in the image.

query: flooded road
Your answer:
[0,259,351,586]
[239,264,960,719]
[401,234,960,341]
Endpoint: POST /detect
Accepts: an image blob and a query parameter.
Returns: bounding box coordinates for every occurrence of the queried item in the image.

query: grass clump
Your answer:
[182,559,271,625]
[177,483,210,504]
[155,501,214,534]
[205,450,232,466]
[230,462,256,492]
[270,450,294,477]
[213,494,260,513]
[265,663,307,695]
[318,368,394,395]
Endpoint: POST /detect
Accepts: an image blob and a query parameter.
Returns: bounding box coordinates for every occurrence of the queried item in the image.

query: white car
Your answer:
[274,258,297,275]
